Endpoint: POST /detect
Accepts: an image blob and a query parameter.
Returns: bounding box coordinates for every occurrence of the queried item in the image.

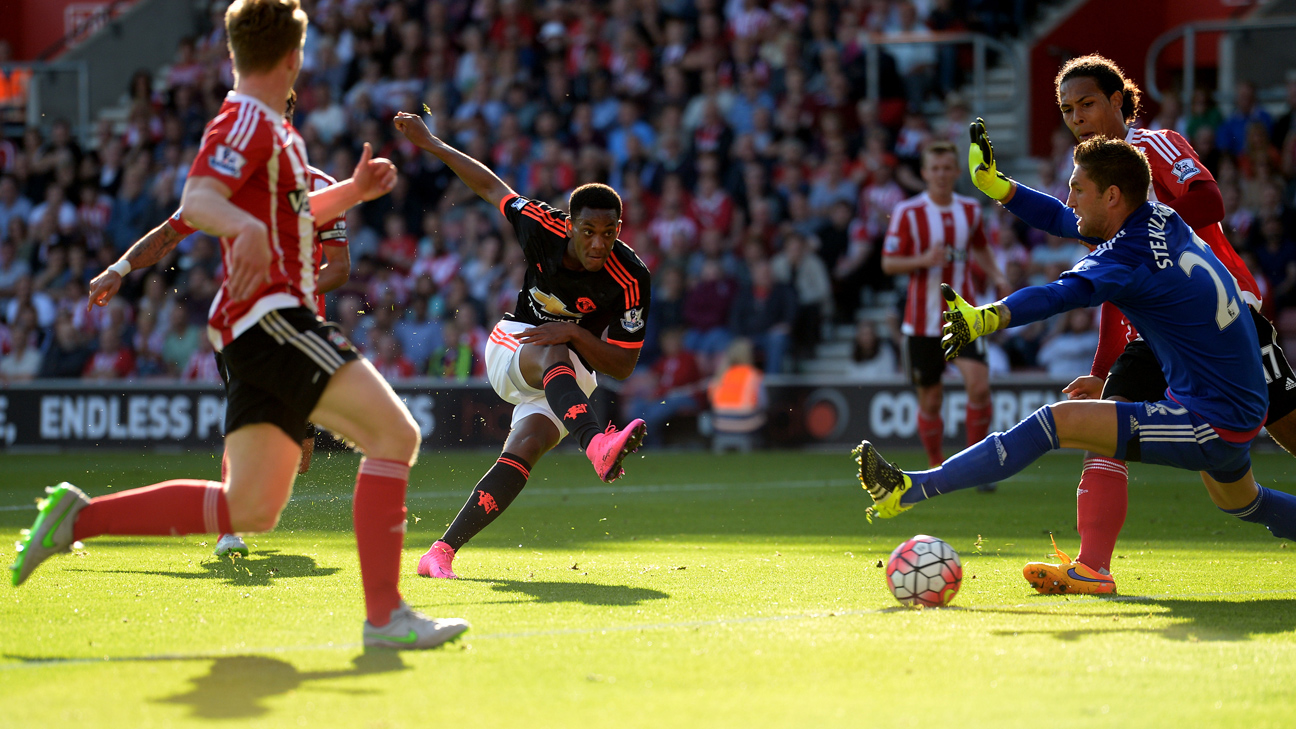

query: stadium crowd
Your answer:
[0,0,1293,400]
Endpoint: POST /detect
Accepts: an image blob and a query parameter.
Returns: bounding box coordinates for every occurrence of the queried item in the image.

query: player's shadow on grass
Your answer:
[156,650,409,719]
[983,598,1296,642]
[456,577,669,606]
[1,650,414,720]
[71,549,339,586]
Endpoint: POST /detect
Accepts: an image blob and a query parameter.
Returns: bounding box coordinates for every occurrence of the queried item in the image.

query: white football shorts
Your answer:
[485,319,598,439]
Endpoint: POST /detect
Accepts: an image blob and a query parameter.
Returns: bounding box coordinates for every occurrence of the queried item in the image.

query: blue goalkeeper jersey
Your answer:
[1003,201,1266,433]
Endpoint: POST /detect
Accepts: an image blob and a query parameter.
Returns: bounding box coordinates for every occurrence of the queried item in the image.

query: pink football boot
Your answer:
[417,540,458,579]
[585,419,647,482]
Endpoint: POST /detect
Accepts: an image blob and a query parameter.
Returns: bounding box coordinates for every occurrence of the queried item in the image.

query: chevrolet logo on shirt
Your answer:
[529,287,579,318]
[288,189,309,214]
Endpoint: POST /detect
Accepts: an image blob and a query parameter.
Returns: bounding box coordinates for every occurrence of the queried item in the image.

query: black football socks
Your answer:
[542,361,601,450]
[441,453,532,550]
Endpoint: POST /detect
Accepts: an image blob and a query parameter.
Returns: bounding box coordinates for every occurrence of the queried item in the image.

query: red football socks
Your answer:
[354,457,410,626]
[1074,455,1129,572]
[966,402,993,447]
[72,480,230,541]
[917,411,944,467]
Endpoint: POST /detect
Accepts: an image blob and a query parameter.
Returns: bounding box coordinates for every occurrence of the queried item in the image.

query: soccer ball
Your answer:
[885,535,962,607]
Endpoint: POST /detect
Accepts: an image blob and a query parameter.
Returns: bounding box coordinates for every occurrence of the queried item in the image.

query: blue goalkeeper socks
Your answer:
[1221,486,1296,541]
[901,406,1062,506]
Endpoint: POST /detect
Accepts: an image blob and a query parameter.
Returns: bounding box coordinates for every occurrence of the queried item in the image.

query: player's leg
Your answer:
[308,357,420,623]
[421,415,561,578]
[908,336,946,466]
[1069,342,1164,580]
[1250,307,1296,456]
[856,400,1114,519]
[518,339,645,483]
[954,343,995,492]
[1205,469,1296,541]
[9,433,297,586]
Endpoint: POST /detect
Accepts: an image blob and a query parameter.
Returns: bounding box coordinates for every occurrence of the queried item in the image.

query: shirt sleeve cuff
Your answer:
[607,339,643,349]
[499,193,519,217]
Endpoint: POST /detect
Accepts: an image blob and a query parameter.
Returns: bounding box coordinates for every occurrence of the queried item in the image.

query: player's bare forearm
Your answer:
[515,323,639,380]
[971,246,1009,290]
[993,301,1012,328]
[316,246,351,294]
[881,251,943,276]
[310,180,362,223]
[88,222,185,309]
[392,112,512,209]
[126,221,184,270]
[310,143,397,221]
[181,177,263,239]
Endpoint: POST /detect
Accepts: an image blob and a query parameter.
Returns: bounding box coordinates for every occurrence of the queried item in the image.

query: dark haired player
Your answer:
[968,54,1296,594]
[857,137,1296,550]
[86,89,351,558]
[393,112,651,579]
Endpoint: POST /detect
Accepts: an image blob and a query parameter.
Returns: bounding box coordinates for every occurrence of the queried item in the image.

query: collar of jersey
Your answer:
[225,91,285,121]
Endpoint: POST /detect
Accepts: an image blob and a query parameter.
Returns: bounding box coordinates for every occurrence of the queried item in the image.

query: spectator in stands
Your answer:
[1036,308,1100,381]
[38,314,92,378]
[624,327,705,448]
[1217,81,1273,157]
[0,238,31,299]
[181,334,221,383]
[6,275,55,328]
[684,258,737,364]
[371,331,417,381]
[847,319,899,380]
[729,258,797,374]
[771,230,832,364]
[132,309,166,378]
[0,321,40,382]
[160,301,200,376]
[395,295,442,374]
[1252,215,1296,312]
[0,175,32,242]
[83,324,135,380]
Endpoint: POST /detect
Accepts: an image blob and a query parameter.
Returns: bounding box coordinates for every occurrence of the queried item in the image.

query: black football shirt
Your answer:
[498,193,652,368]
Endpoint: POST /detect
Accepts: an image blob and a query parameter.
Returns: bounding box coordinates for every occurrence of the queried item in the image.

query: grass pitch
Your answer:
[2,448,1295,729]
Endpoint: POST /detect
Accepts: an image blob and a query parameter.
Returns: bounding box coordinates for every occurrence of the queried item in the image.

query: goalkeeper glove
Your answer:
[968,117,1013,201]
[940,283,1001,361]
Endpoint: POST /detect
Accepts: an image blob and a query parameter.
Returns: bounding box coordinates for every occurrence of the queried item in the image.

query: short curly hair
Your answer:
[1055,54,1142,125]
[568,183,622,219]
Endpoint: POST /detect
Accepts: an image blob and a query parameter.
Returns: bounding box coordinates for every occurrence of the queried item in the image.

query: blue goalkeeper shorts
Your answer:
[1114,400,1255,483]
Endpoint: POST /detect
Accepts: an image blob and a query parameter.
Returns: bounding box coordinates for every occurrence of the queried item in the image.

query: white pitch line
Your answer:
[0,479,857,512]
[5,587,1296,671]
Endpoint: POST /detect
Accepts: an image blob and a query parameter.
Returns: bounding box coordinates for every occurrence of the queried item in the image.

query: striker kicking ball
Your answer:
[885,535,962,607]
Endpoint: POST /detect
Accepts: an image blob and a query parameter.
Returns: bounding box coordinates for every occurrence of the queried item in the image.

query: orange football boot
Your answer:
[1023,534,1116,595]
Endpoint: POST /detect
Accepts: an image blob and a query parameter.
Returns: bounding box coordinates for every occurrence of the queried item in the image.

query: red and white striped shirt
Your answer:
[883,192,988,337]
[1088,127,1263,378]
[185,92,316,350]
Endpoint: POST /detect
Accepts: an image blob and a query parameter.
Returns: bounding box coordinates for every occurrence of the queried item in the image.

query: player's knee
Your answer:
[966,383,991,406]
[228,494,288,533]
[382,410,422,463]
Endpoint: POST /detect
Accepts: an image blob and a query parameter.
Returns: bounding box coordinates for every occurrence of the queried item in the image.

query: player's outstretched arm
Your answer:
[393,112,514,211]
[86,220,187,310]
[514,322,640,380]
[309,142,397,223]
